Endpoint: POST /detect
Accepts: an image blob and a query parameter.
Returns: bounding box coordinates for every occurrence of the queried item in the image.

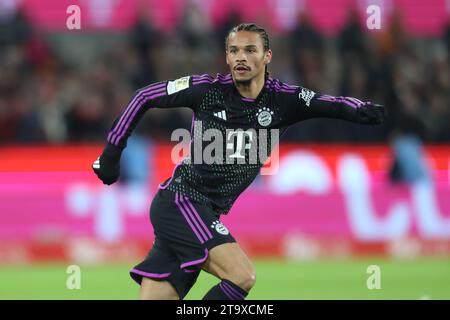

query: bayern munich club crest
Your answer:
[256,107,274,126]
[211,220,229,235]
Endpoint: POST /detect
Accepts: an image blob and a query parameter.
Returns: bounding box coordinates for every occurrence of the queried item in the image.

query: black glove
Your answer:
[356,102,388,125]
[92,144,122,185]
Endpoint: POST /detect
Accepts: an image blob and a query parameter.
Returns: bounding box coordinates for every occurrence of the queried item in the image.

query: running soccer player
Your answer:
[92,23,387,300]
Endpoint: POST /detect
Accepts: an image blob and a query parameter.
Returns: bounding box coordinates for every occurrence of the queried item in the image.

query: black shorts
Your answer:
[130,188,236,299]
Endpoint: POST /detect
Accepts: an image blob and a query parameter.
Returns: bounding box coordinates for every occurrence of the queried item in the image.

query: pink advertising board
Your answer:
[0,144,449,262]
[10,0,450,35]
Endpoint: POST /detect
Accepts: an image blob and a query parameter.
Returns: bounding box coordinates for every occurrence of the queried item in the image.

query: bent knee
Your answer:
[227,268,256,292]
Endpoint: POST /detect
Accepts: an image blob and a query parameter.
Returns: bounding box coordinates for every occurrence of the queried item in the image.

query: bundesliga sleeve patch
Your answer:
[299,88,315,107]
[167,76,190,95]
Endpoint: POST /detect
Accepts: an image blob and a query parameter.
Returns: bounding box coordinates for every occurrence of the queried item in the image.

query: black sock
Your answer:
[202,279,248,300]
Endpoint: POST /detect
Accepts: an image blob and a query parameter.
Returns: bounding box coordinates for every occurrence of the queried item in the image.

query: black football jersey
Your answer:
[106,73,362,215]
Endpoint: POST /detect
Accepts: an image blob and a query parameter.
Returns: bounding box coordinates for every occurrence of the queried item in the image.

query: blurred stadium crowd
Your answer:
[0,5,449,145]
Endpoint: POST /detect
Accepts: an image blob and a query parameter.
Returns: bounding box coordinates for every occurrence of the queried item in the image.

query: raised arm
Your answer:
[282,86,387,126]
[92,75,207,185]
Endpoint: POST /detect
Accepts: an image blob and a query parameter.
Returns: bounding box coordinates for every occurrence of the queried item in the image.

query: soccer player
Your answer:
[92,23,387,300]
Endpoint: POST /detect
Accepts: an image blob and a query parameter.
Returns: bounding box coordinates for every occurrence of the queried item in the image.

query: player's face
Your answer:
[226,31,272,83]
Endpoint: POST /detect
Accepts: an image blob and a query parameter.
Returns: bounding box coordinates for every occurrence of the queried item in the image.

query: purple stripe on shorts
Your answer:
[108,82,166,143]
[222,281,245,300]
[112,90,167,145]
[158,162,182,190]
[175,192,205,244]
[184,196,213,239]
[179,195,209,242]
[219,283,236,300]
[183,269,198,273]
[180,248,209,270]
[130,268,171,278]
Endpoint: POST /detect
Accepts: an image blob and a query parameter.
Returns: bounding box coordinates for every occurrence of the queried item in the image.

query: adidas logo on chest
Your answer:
[213,110,227,120]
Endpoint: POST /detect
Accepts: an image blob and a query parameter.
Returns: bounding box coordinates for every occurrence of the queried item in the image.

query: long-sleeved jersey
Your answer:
[106,73,367,215]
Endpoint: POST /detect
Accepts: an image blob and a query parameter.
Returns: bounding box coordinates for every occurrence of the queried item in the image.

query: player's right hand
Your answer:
[92,144,122,185]
[356,102,388,125]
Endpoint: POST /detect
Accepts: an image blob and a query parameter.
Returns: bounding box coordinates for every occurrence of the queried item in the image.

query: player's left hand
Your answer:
[356,102,387,125]
[92,144,122,185]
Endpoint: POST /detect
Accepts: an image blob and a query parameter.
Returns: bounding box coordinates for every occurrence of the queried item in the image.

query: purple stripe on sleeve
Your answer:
[130,268,171,278]
[219,283,237,300]
[192,73,232,85]
[273,83,296,90]
[108,82,166,142]
[317,95,358,108]
[193,79,233,85]
[222,281,245,299]
[192,74,213,81]
[267,87,296,93]
[348,96,364,104]
[265,78,298,90]
[316,95,336,102]
[193,73,213,79]
[185,196,213,239]
[175,192,205,244]
[265,81,296,93]
[345,97,363,106]
[180,195,209,242]
[193,80,214,85]
[113,83,165,130]
[113,90,167,145]
[109,86,166,145]
[216,73,232,78]
[265,85,293,91]
[338,98,358,108]
[192,73,232,83]
[180,248,209,269]
[280,83,299,90]
[112,87,167,144]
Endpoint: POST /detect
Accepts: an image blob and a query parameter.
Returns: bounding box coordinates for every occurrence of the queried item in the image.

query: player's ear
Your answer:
[264,49,272,65]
